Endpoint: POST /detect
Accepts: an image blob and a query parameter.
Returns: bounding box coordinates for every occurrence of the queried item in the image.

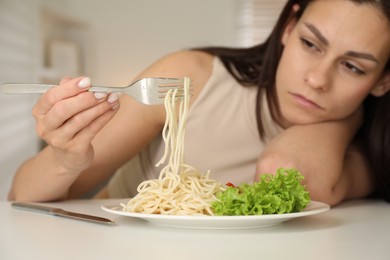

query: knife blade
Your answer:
[12,202,115,225]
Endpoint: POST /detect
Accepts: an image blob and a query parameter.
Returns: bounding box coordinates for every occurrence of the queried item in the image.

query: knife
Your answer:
[12,202,115,225]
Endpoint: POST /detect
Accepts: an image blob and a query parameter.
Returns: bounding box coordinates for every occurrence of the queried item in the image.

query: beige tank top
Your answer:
[107,58,282,198]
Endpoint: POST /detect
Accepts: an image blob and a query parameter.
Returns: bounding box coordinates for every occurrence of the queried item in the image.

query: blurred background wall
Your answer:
[0,0,285,200]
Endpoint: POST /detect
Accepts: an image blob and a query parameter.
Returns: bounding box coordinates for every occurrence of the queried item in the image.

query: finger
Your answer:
[53,98,119,142]
[59,77,72,84]
[73,106,119,146]
[41,91,111,132]
[49,104,119,153]
[35,76,92,115]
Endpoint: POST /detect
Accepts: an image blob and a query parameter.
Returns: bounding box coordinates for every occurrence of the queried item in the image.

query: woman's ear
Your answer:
[371,73,390,97]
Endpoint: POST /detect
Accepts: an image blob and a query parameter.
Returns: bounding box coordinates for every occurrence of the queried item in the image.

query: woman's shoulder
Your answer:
[156,50,215,73]
[135,50,215,107]
[119,50,215,123]
[138,50,215,85]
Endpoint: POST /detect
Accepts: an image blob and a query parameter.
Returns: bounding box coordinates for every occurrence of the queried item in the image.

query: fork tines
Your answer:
[157,89,193,99]
[157,78,192,87]
[155,77,192,100]
[157,78,192,90]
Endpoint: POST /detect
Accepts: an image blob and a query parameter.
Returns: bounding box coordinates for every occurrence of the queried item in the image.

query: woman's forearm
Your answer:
[340,143,376,200]
[256,115,361,205]
[8,147,81,202]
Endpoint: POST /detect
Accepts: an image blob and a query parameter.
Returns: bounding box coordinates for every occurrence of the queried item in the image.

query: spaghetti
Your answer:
[121,77,224,216]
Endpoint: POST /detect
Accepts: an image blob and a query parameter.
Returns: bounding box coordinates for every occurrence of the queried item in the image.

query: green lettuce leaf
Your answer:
[211,168,311,216]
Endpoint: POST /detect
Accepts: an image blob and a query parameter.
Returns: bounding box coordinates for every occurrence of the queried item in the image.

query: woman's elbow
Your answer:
[255,152,297,181]
[255,152,345,206]
[304,180,345,206]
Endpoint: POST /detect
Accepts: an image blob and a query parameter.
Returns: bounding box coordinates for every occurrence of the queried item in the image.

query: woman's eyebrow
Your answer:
[345,51,379,63]
[304,22,379,64]
[304,22,329,46]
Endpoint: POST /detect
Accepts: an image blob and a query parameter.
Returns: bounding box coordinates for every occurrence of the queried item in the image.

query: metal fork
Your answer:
[0,77,190,105]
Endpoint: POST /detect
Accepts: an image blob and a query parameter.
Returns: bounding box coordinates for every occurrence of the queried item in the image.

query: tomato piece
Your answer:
[226,182,236,188]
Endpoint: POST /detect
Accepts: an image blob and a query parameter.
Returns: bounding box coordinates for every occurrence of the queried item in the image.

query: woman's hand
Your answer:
[33,77,120,173]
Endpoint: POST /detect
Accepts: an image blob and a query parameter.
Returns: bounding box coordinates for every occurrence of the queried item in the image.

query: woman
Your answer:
[8,0,390,206]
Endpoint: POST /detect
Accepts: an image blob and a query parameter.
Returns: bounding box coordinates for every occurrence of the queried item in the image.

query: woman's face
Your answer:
[276,0,390,127]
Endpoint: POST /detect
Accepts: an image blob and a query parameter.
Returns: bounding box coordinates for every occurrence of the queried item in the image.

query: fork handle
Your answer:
[1,83,54,94]
[1,83,124,94]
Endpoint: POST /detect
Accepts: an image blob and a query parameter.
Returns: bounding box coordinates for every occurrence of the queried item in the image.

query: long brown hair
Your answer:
[196,0,390,202]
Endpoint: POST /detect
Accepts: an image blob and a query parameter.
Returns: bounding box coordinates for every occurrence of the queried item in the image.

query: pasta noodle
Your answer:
[121,77,225,216]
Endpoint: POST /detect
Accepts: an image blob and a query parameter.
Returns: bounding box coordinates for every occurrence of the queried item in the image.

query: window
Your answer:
[236,0,287,47]
[0,0,40,199]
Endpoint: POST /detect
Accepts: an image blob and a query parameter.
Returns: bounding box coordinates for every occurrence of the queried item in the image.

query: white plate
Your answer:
[101,200,330,229]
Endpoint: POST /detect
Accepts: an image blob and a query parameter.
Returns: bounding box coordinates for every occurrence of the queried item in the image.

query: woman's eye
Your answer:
[300,38,318,51]
[343,62,365,75]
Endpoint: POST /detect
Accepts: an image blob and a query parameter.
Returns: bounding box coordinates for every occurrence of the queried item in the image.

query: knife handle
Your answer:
[11,202,56,215]
[11,201,115,225]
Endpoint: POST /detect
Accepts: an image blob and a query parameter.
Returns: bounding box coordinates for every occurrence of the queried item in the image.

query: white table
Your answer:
[1,199,389,260]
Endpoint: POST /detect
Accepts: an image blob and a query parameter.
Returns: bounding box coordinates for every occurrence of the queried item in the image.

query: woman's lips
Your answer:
[290,93,324,110]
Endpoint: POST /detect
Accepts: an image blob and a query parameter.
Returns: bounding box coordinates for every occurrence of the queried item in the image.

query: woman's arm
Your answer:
[8,50,214,202]
[255,108,372,206]
[340,142,376,200]
[8,76,122,201]
[7,79,165,202]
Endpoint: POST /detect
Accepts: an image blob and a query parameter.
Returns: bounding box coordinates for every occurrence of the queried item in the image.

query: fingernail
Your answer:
[94,92,107,100]
[78,77,91,88]
[108,93,119,103]
[111,103,120,110]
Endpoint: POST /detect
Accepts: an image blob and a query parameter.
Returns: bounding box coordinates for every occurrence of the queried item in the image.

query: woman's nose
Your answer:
[304,60,332,91]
